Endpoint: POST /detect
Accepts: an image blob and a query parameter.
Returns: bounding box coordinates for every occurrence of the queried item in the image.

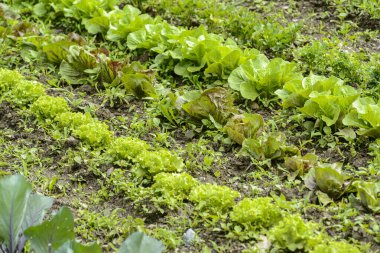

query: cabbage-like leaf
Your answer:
[224,114,264,145]
[0,175,32,252]
[284,153,318,175]
[343,97,380,137]
[182,87,235,124]
[228,55,301,101]
[353,181,380,213]
[118,232,165,253]
[24,207,75,253]
[315,164,344,198]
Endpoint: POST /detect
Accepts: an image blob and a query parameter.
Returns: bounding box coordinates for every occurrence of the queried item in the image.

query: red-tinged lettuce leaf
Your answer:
[118,232,165,253]
[224,113,264,145]
[24,207,75,253]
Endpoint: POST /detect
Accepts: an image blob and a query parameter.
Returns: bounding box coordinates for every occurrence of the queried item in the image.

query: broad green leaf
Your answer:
[25,207,75,253]
[0,174,32,253]
[56,241,102,253]
[118,232,165,253]
[315,166,344,198]
[353,181,380,213]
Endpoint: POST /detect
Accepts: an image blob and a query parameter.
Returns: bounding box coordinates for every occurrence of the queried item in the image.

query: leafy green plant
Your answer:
[228,55,302,101]
[54,112,94,129]
[343,97,380,137]
[269,214,319,252]
[73,121,113,147]
[107,137,151,162]
[311,241,361,253]
[152,172,198,207]
[224,113,264,145]
[6,80,46,107]
[230,197,283,232]
[242,132,299,161]
[181,87,236,125]
[136,149,184,176]
[315,164,345,199]
[0,174,164,253]
[30,95,70,120]
[0,68,23,94]
[283,153,318,176]
[276,74,359,126]
[189,183,240,214]
[353,181,380,213]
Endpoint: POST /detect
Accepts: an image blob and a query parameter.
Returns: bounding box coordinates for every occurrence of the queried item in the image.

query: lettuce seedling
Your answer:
[311,241,361,253]
[0,68,23,94]
[269,214,319,252]
[230,197,283,231]
[315,164,345,199]
[107,137,151,162]
[30,95,70,120]
[54,112,94,129]
[6,80,46,107]
[152,172,198,207]
[189,183,240,214]
[136,149,184,176]
[73,121,113,147]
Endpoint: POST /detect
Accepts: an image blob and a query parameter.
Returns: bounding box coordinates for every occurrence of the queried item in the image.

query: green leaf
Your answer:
[224,114,264,145]
[25,207,75,253]
[118,232,165,253]
[56,241,102,253]
[0,174,32,252]
[353,181,380,213]
[315,165,344,198]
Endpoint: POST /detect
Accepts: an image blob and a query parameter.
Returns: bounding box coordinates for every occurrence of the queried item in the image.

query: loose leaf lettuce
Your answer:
[353,181,380,213]
[224,113,264,145]
[343,97,380,137]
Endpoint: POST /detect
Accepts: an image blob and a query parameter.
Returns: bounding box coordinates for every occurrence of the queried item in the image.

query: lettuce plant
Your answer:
[73,121,113,147]
[0,68,23,94]
[30,95,70,120]
[353,181,380,213]
[181,87,236,125]
[230,197,283,231]
[136,149,184,176]
[107,137,151,162]
[54,112,94,129]
[268,214,319,252]
[152,172,198,207]
[228,55,302,101]
[242,132,299,161]
[189,183,240,214]
[343,97,380,137]
[315,163,345,199]
[276,74,359,126]
[224,113,264,145]
[6,80,46,107]
[311,241,361,253]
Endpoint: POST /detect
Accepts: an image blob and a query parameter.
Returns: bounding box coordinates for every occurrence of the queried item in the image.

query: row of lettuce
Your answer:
[0,66,373,252]
[6,0,380,92]
[2,1,379,139]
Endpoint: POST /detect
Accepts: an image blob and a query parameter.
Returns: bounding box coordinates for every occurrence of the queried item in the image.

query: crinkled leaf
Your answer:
[224,114,264,145]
